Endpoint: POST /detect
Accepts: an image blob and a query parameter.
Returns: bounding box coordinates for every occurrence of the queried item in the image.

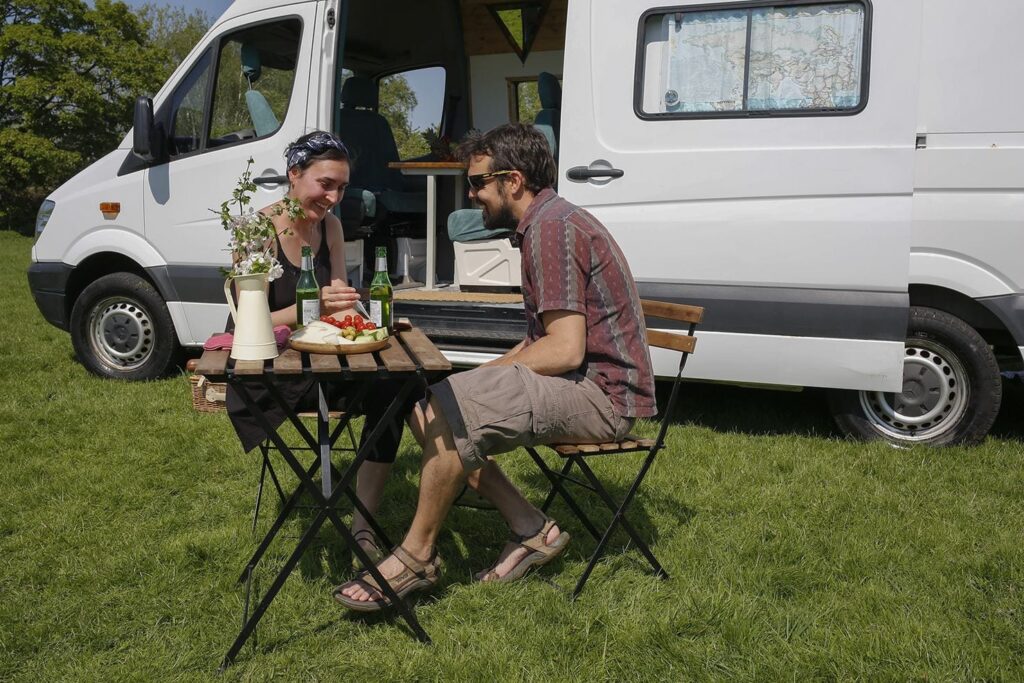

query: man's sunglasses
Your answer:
[467,170,515,191]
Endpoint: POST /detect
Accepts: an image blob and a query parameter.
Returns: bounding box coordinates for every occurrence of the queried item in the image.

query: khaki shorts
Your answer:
[429,363,635,472]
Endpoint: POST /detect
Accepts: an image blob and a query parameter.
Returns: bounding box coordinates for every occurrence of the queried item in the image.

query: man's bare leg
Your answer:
[465,460,565,581]
[339,396,465,603]
[350,461,391,553]
[414,399,565,580]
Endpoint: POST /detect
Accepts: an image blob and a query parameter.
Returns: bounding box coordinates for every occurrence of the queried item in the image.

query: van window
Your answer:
[209,19,302,147]
[508,77,542,123]
[379,66,446,159]
[638,2,868,118]
[167,49,213,156]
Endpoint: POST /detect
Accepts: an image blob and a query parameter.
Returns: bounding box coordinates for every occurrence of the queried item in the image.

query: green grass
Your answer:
[2,230,1023,681]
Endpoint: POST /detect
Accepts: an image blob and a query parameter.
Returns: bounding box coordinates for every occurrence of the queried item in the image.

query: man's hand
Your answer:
[487,310,586,376]
[321,278,360,315]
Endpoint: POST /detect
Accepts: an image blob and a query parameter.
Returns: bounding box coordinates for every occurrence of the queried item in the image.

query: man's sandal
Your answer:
[333,545,441,613]
[351,529,385,571]
[479,518,571,583]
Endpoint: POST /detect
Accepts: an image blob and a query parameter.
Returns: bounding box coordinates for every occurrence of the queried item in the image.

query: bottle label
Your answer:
[375,257,387,272]
[301,299,320,327]
[369,300,383,327]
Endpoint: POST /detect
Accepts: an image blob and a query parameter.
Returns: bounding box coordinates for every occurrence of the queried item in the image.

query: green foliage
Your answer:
[4,229,1024,679]
[135,2,210,77]
[0,0,168,233]
[379,73,431,159]
[517,79,542,123]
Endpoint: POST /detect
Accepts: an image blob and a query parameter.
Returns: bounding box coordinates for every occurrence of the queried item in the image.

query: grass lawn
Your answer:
[2,230,1022,681]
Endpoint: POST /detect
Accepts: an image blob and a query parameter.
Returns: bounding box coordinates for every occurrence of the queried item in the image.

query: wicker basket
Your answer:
[186,359,227,413]
[190,375,228,412]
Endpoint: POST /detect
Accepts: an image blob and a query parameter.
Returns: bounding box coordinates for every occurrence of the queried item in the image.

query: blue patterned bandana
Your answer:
[285,132,349,170]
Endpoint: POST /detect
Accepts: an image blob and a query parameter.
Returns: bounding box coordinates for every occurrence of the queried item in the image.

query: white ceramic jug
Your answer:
[224,273,279,360]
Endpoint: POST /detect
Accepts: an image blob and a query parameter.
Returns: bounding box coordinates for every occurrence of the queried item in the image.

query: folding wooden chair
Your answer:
[525,299,703,598]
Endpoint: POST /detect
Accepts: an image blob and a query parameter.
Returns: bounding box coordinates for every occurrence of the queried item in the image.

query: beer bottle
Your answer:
[369,246,393,332]
[295,245,320,327]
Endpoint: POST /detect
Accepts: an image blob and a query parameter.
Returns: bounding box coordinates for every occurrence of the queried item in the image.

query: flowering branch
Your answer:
[217,158,305,281]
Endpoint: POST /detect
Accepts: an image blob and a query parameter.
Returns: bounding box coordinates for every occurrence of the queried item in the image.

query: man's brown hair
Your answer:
[456,123,557,194]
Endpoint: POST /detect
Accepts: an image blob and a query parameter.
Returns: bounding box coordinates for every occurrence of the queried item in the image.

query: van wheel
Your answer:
[828,307,1001,446]
[70,272,178,380]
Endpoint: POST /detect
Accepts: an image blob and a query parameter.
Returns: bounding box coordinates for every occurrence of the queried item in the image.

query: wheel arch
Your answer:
[65,252,167,325]
[908,284,1017,360]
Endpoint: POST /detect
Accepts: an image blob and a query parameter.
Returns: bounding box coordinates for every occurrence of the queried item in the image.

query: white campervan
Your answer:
[28,0,1024,446]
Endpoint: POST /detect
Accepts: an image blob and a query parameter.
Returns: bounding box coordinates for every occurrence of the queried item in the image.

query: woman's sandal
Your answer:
[351,529,385,571]
[333,545,442,613]
[478,517,571,583]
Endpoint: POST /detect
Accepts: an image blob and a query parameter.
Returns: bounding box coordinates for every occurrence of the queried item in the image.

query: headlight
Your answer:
[35,200,55,240]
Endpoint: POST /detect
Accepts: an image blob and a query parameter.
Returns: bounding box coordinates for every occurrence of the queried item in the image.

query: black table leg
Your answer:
[222,375,429,668]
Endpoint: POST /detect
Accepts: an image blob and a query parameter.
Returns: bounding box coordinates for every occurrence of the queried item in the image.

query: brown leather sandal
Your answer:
[479,518,571,583]
[333,545,441,613]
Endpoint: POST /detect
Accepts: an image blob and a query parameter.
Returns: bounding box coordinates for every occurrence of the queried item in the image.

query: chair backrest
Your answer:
[640,299,704,447]
[337,76,404,191]
[533,72,562,159]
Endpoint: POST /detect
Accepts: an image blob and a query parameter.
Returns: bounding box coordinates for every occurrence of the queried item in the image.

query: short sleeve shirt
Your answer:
[516,189,656,418]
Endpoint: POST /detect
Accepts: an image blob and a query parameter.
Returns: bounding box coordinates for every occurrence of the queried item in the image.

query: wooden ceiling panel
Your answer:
[461,0,568,57]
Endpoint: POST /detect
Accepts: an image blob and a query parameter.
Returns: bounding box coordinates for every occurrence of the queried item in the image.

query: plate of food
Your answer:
[288,315,389,354]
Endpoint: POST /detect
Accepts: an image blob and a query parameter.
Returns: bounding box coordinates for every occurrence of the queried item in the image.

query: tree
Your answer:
[379,73,430,159]
[135,3,210,78]
[0,0,167,232]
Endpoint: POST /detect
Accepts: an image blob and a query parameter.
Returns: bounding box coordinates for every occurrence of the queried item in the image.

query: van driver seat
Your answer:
[336,76,427,281]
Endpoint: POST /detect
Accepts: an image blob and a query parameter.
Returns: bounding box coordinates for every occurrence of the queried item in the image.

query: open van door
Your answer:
[140,2,321,343]
[560,0,919,393]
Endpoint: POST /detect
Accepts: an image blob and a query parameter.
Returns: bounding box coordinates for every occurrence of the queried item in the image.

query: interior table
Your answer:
[196,326,452,668]
[388,161,467,290]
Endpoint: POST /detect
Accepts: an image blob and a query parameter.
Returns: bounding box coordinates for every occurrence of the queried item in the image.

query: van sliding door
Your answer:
[560,0,919,391]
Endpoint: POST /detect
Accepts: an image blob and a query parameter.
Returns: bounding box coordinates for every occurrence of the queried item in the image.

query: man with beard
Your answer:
[334,123,656,610]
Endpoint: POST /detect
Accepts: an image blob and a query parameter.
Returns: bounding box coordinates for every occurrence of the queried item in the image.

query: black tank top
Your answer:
[268,219,332,312]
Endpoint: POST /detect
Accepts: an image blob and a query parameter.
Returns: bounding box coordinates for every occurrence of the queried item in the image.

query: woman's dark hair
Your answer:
[285,130,349,172]
[456,123,556,194]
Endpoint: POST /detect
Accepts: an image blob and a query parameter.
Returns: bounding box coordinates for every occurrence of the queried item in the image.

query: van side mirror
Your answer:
[132,96,159,162]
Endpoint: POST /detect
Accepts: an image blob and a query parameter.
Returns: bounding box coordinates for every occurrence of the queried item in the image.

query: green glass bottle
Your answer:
[369,246,393,332]
[295,245,320,328]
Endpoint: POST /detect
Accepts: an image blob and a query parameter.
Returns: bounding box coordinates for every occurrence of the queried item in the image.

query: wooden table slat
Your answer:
[344,351,379,372]
[273,348,303,374]
[195,350,230,377]
[378,338,416,372]
[233,359,266,376]
[309,352,342,373]
[399,328,451,371]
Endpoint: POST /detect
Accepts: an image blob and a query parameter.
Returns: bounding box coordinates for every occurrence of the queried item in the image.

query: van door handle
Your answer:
[566,166,624,181]
[253,174,287,186]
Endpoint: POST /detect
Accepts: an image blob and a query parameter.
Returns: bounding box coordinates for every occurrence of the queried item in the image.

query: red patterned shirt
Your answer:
[516,189,656,418]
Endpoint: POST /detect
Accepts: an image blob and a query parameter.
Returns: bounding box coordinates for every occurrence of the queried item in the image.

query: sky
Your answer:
[121,0,232,20]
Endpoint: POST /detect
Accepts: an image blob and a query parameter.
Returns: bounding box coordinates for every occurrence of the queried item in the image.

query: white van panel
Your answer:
[177,302,229,346]
[917,0,1024,135]
[469,50,564,132]
[654,331,905,392]
[592,195,910,292]
[62,228,167,270]
[909,252,1016,299]
[166,302,195,346]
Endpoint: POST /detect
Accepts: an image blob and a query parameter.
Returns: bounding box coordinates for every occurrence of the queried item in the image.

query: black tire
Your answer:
[70,272,179,380]
[828,306,1002,446]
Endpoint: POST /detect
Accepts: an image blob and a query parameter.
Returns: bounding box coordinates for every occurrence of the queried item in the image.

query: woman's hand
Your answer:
[321,279,360,315]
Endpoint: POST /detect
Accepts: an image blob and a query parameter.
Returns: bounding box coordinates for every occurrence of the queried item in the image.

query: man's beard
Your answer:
[481,195,518,231]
